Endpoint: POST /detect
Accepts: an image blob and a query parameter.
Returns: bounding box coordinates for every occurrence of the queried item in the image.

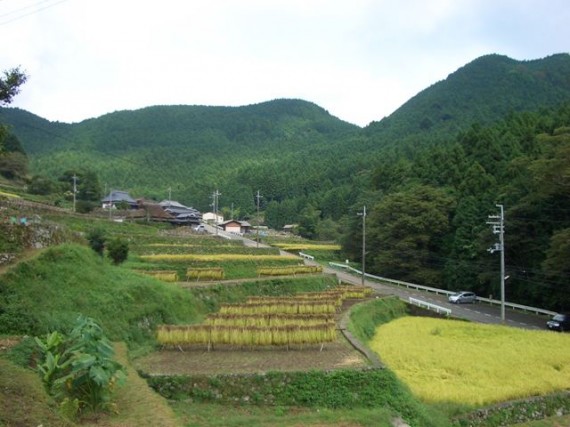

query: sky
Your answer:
[1,0,569,127]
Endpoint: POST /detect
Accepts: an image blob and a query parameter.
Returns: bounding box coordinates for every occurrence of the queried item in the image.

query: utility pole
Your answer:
[256,190,262,248]
[357,206,366,286]
[72,175,78,213]
[213,189,221,235]
[108,187,113,220]
[487,204,505,323]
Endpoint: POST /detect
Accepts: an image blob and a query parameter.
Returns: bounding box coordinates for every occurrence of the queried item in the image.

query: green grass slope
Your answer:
[0,357,74,427]
[0,244,207,353]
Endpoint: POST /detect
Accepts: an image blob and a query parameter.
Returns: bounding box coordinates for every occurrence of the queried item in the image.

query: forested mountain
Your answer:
[1,53,569,311]
[365,53,570,142]
[0,99,361,212]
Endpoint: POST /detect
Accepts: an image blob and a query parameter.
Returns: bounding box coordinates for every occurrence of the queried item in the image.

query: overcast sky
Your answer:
[1,0,568,127]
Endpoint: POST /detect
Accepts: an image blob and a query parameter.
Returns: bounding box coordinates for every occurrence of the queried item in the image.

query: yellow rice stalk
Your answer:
[186,267,224,281]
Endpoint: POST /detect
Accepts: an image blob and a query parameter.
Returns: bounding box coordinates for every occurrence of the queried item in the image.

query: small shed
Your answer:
[220,220,251,235]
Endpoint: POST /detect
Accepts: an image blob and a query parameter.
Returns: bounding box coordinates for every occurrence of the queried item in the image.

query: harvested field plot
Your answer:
[135,337,368,375]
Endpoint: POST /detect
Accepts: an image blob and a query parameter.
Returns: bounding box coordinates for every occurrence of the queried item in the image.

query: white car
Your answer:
[448,291,477,304]
[193,224,206,232]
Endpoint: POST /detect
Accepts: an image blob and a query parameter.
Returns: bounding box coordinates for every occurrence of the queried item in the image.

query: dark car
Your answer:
[547,313,570,332]
[448,291,477,304]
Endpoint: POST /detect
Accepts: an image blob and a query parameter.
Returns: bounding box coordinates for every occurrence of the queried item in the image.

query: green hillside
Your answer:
[1,53,570,311]
[1,54,569,216]
[365,53,570,141]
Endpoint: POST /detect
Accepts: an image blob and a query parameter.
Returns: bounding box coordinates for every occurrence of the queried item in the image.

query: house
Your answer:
[219,219,251,235]
[159,200,201,226]
[101,190,138,209]
[283,224,298,233]
[202,211,224,224]
[127,200,176,222]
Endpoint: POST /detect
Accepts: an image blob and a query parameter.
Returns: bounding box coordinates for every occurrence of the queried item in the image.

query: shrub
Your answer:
[86,228,106,256]
[34,316,126,418]
[107,237,129,265]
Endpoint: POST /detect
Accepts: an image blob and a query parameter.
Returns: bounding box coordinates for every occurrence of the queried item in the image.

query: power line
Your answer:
[0,0,68,25]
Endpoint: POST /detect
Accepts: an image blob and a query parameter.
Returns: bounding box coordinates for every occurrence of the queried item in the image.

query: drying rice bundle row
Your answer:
[336,285,373,299]
[283,292,345,306]
[136,270,180,282]
[157,323,336,346]
[156,324,211,345]
[186,267,224,281]
[206,313,335,328]
[246,296,342,309]
[219,301,337,315]
[256,264,323,277]
[271,324,336,345]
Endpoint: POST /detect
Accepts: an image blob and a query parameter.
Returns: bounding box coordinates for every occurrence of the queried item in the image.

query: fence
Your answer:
[409,297,451,316]
[299,252,315,261]
[328,262,557,317]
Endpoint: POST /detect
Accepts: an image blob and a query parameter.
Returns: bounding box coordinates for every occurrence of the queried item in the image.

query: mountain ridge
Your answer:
[1,52,569,212]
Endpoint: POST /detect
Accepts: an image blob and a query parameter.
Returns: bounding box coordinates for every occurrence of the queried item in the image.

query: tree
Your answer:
[297,205,321,239]
[107,238,129,265]
[367,185,455,286]
[0,150,27,179]
[542,228,570,311]
[86,228,106,256]
[28,175,57,195]
[59,169,102,202]
[0,67,27,106]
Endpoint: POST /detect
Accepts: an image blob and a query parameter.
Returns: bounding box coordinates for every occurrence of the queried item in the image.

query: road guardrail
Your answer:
[328,262,557,317]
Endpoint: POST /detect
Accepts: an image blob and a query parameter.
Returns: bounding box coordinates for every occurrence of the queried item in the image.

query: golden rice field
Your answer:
[370,317,570,406]
[0,190,20,199]
[140,253,297,262]
[273,243,341,251]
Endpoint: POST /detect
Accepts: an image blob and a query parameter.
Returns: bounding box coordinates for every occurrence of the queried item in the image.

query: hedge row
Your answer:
[145,369,442,426]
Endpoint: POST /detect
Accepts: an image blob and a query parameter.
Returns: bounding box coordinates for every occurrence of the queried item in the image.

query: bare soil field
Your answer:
[134,332,369,375]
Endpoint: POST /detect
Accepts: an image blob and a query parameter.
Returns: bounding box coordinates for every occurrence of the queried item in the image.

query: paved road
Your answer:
[326,265,549,331]
[198,225,551,331]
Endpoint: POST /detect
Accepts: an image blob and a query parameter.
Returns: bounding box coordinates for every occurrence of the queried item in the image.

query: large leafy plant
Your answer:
[34,315,126,418]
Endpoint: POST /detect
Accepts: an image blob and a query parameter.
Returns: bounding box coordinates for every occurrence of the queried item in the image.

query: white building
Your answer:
[202,211,224,224]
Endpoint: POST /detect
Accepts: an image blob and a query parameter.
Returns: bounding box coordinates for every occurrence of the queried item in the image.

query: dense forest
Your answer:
[1,53,569,311]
